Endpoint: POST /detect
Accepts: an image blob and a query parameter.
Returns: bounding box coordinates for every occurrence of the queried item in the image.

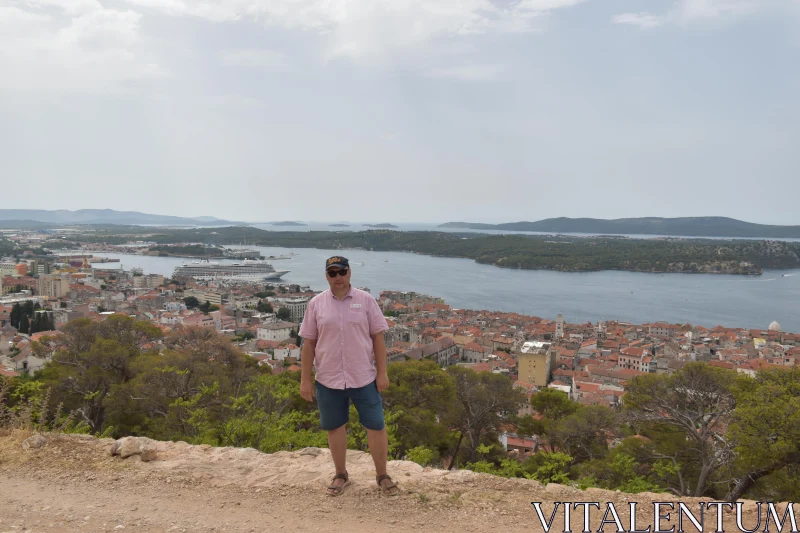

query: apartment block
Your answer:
[516,342,558,387]
[37,275,70,299]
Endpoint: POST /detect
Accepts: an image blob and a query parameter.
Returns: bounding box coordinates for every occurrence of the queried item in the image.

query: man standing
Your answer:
[299,256,398,497]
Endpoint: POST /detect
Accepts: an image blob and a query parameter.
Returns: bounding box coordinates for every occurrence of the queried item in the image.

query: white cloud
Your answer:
[613,0,795,28]
[675,0,759,21]
[120,0,590,62]
[515,0,587,10]
[0,1,168,92]
[428,63,508,81]
[612,12,664,28]
[218,48,288,69]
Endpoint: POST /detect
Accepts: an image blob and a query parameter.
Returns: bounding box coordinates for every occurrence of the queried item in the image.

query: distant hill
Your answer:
[439,217,800,238]
[269,221,308,227]
[0,209,236,227]
[363,223,399,229]
[328,223,350,227]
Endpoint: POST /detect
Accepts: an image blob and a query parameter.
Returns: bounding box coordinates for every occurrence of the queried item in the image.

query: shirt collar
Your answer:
[328,286,355,301]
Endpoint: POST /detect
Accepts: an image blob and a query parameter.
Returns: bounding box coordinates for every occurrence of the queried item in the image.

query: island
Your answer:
[147,244,225,258]
[55,226,800,275]
[439,217,800,239]
[270,221,307,227]
[363,223,399,229]
[328,224,350,227]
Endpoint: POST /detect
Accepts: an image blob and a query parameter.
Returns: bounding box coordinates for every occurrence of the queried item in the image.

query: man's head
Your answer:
[325,255,351,290]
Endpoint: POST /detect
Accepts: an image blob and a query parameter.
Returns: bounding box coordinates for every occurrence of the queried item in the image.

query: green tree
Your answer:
[512,414,546,446]
[183,296,200,309]
[237,331,255,341]
[555,405,617,462]
[530,388,578,421]
[276,307,291,321]
[30,313,43,334]
[105,344,258,439]
[160,372,322,452]
[522,451,573,484]
[383,360,457,458]
[19,314,30,335]
[38,316,163,433]
[10,303,20,329]
[725,367,800,501]
[623,362,736,496]
[256,300,273,313]
[445,366,525,467]
[406,446,436,466]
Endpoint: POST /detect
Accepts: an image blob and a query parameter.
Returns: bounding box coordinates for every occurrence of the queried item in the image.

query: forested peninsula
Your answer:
[61,226,800,275]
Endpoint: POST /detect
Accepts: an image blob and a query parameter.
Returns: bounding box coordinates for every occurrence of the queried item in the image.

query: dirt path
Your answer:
[0,432,757,533]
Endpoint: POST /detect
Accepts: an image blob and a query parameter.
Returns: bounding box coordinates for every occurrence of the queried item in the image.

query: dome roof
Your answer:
[768,321,781,332]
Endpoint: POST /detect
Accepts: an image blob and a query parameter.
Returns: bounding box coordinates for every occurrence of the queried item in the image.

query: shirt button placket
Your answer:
[340,302,345,386]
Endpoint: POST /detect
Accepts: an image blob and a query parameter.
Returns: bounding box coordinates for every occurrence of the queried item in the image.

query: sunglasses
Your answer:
[326,269,349,277]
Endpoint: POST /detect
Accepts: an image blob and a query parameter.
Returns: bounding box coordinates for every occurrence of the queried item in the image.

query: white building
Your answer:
[184,289,222,306]
[0,263,17,277]
[164,301,186,312]
[274,344,300,361]
[133,274,165,290]
[257,321,295,342]
[277,297,309,323]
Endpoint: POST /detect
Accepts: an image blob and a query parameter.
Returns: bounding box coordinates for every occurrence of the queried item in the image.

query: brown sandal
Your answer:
[376,474,398,496]
[327,471,350,496]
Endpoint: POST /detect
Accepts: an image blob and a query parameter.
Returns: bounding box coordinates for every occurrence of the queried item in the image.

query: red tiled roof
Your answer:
[0,367,20,378]
[507,437,536,448]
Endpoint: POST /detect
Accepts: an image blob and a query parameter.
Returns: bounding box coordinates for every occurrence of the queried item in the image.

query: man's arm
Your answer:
[301,338,316,380]
[299,338,316,401]
[297,298,318,402]
[373,332,388,391]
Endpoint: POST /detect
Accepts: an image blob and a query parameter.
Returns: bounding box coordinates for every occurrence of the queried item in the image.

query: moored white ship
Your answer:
[172,259,289,281]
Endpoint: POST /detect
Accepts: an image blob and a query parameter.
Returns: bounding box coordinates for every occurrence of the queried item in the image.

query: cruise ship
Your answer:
[172,259,289,281]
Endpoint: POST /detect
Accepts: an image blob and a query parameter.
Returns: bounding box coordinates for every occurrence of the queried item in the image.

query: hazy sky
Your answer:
[1,0,799,224]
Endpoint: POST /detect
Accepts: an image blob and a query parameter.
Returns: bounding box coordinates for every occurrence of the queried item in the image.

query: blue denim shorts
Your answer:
[315,380,385,431]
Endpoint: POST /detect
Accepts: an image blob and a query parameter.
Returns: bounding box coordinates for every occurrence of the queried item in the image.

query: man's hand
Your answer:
[300,378,315,402]
[376,371,390,393]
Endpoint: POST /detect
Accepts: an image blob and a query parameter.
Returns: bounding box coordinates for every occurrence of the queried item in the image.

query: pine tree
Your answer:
[10,303,20,329]
[19,314,30,335]
[32,313,44,334]
[47,312,55,332]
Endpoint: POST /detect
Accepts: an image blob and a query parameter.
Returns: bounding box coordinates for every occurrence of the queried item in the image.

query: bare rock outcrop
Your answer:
[110,436,158,462]
[21,433,47,450]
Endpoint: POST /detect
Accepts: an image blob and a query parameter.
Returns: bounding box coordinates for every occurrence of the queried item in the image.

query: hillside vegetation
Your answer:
[3,316,800,502]
[440,216,800,238]
[63,227,800,274]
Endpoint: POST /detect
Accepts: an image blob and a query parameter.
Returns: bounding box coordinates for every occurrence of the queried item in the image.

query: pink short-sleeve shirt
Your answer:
[299,287,389,390]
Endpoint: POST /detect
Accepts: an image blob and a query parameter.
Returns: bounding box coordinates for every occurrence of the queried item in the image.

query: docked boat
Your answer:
[172,259,289,281]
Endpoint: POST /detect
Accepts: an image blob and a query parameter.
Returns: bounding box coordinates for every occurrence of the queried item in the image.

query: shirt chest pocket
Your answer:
[348,308,367,324]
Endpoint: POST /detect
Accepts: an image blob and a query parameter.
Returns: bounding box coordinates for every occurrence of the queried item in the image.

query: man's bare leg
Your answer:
[327,425,348,493]
[367,427,397,493]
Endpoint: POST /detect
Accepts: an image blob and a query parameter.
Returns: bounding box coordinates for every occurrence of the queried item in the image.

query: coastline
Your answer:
[85,244,771,275]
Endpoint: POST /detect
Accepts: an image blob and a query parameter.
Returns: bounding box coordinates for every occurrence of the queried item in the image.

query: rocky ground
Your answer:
[0,431,764,533]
